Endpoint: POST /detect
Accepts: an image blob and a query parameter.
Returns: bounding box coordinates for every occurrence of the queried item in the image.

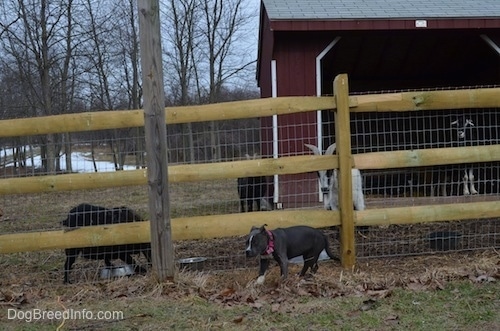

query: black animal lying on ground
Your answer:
[62,203,151,284]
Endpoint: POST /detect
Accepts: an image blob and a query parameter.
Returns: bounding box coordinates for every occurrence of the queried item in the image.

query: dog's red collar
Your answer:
[264,230,274,255]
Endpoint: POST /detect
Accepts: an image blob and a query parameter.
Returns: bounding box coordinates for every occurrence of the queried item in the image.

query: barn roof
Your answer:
[263,0,500,21]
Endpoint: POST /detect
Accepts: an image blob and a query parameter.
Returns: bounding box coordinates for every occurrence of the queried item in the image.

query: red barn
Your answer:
[257,0,500,208]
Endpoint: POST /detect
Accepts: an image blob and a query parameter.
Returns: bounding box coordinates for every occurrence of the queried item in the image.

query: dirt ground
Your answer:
[1,230,499,295]
[1,248,498,312]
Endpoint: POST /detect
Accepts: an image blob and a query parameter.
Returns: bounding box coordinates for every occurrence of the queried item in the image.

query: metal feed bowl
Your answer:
[178,257,207,271]
[100,265,135,279]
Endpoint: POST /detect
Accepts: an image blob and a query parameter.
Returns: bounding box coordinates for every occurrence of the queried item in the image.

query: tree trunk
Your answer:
[64,133,73,173]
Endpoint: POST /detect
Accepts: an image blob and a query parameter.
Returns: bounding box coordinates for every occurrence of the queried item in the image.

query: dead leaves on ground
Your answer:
[201,253,498,312]
[205,273,394,313]
[0,289,28,307]
[0,252,497,319]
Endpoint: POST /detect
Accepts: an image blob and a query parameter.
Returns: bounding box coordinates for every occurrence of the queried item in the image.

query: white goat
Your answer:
[304,143,365,211]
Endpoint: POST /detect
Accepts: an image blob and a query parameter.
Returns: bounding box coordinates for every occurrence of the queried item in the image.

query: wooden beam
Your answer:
[334,74,356,269]
[0,155,337,195]
[353,145,500,170]
[0,97,336,137]
[167,154,338,182]
[0,222,151,254]
[1,144,499,195]
[0,169,148,195]
[0,110,144,138]
[1,87,499,137]
[0,210,340,254]
[1,200,499,254]
[138,0,174,282]
[350,87,500,112]
[165,96,337,124]
[356,201,500,227]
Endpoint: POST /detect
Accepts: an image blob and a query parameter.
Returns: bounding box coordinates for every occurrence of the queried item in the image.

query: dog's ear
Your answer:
[259,224,268,232]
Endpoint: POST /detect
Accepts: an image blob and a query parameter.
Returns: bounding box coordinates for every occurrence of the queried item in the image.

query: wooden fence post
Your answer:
[137,0,175,282]
[333,74,356,269]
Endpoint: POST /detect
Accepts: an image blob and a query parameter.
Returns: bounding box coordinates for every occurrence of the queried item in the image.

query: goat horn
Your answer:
[325,143,337,155]
[304,143,321,155]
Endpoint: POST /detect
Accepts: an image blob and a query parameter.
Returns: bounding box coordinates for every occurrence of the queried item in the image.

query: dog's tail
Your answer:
[324,234,340,261]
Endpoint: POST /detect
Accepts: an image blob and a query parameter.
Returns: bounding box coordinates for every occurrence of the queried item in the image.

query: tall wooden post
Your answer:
[333,74,356,268]
[137,0,174,281]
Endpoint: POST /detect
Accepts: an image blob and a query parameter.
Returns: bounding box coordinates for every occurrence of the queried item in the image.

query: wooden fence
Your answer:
[1,74,500,268]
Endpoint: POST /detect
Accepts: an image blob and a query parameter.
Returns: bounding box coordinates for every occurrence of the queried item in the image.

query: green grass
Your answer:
[1,280,497,331]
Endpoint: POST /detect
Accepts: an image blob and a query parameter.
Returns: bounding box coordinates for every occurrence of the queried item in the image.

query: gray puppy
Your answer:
[245,224,338,284]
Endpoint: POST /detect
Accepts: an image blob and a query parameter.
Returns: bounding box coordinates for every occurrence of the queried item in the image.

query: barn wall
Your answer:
[263,32,342,206]
[258,16,500,208]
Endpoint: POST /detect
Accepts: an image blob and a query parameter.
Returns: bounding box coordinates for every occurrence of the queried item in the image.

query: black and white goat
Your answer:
[453,118,478,196]
[237,154,272,212]
[304,143,365,211]
[431,118,478,196]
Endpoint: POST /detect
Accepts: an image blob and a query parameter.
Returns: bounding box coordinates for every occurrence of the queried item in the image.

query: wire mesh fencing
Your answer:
[0,88,499,284]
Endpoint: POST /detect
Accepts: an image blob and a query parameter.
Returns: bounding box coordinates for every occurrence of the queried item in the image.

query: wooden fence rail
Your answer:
[1,200,499,254]
[1,145,499,195]
[1,88,499,138]
[1,79,499,268]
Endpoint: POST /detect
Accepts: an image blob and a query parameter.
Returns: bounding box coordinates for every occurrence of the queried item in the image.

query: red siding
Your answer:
[262,34,340,206]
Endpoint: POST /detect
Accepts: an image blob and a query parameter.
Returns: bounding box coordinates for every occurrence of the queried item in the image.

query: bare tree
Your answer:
[0,0,259,170]
[160,0,258,162]
[83,0,131,171]
[116,0,145,168]
[198,0,257,161]
[0,0,78,174]
[163,0,199,163]
[57,0,76,173]
[199,0,255,101]
[0,1,20,39]
[119,0,142,111]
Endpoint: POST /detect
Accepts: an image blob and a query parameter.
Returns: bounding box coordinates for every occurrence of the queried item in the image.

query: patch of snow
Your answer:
[3,149,136,173]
